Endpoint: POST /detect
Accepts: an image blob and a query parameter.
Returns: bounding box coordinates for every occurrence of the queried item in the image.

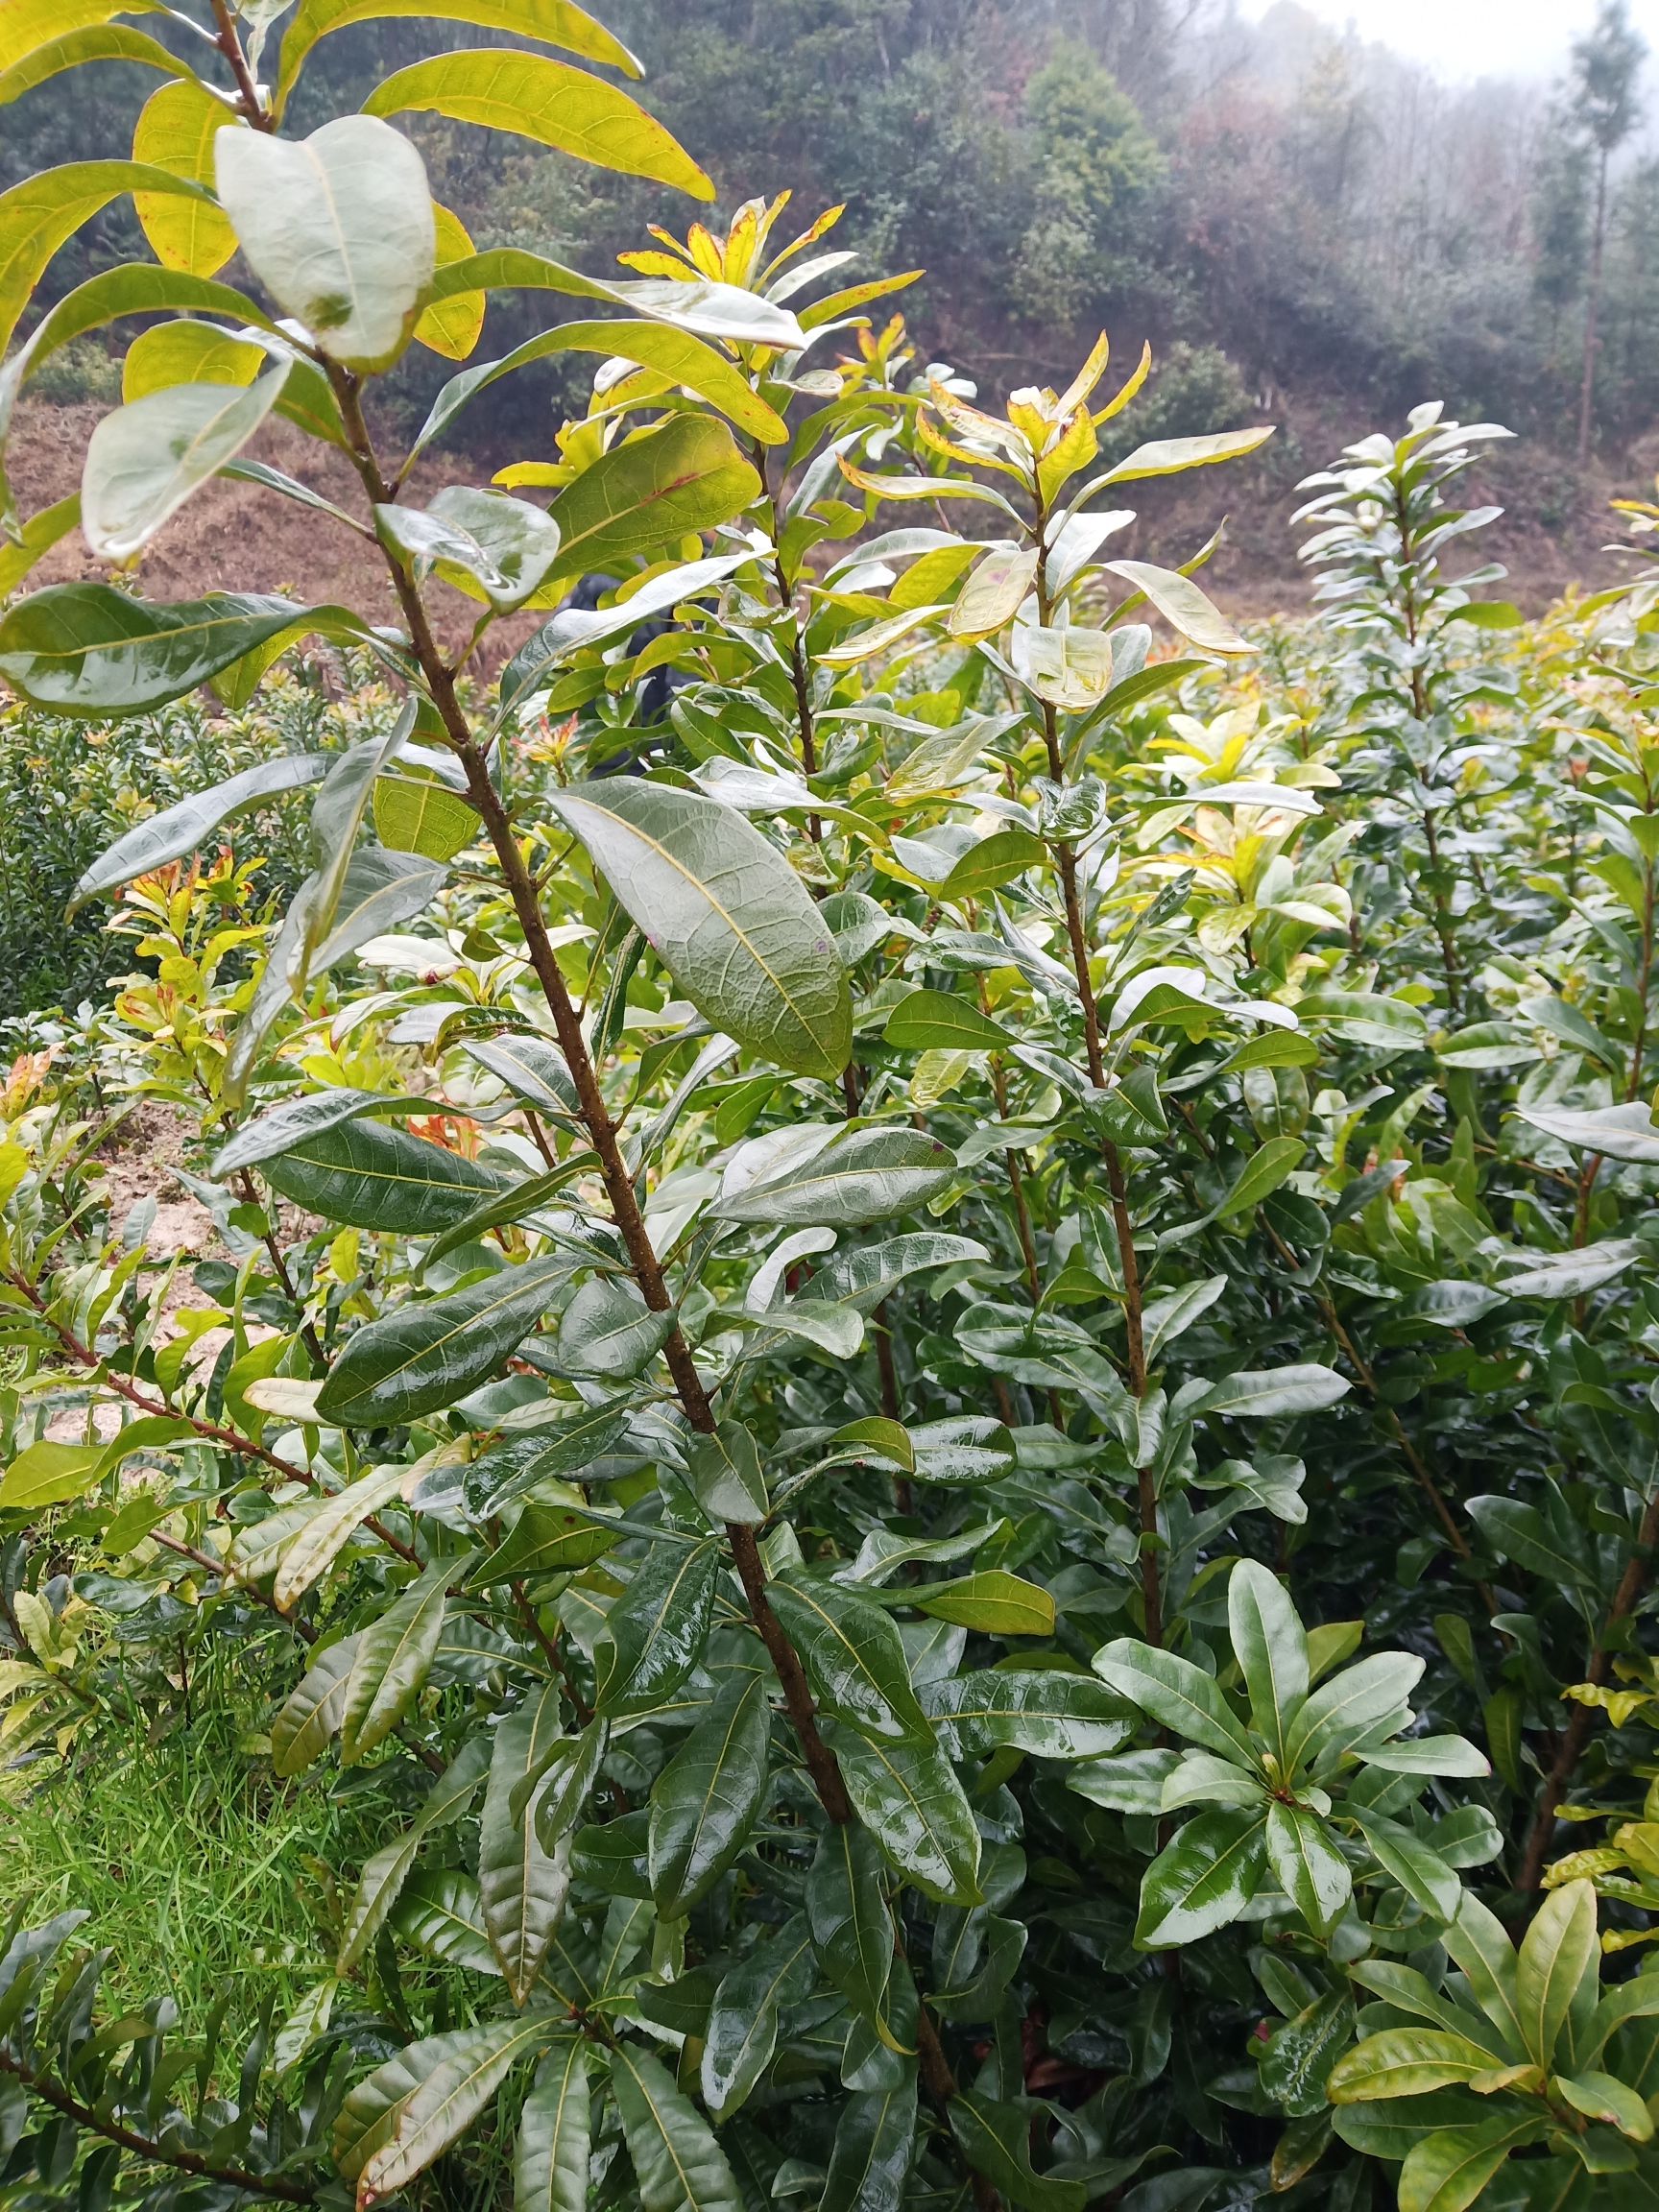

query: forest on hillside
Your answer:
[9,0,1659,464]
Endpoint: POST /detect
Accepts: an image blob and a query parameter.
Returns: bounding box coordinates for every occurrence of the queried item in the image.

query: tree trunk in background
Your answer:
[1578,145,1610,469]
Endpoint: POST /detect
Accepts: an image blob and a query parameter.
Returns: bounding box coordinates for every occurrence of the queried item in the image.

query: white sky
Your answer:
[1236,0,1659,83]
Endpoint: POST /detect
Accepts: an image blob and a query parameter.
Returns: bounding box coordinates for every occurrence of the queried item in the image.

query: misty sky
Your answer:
[1237,0,1659,83]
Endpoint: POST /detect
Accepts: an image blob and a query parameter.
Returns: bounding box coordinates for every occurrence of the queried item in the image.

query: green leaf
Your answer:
[554,1277,676,1381]
[0,493,80,597]
[341,1562,450,1763]
[393,1870,498,1974]
[1516,1879,1599,2069]
[471,1498,621,1583]
[1265,1801,1351,1935]
[1199,1365,1351,1418]
[1135,1808,1268,1949]
[514,2039,591,2212]
[939,828,1047,901]
[713,1127,955,1227]
[1329,2028,1512,2102]
[0,1440,106,1511]
[824,2080,919,2212]
[767,1575,931,1743]
[1093,1639,1259,1765]
[213,1087,428,1176]
[358,2016,557,2200]
[480,1687,573,2005]
[376,487,564,611]
[69,754,326,914]
[415,320,787,460]
[1105,558,1250,654]
[949,2091,1086,2212]
[883,989,1013,1054]
[685,1420,769,1525]
[131,75,239,276]
[1098,427,1275,484]
[593,1540,719,1719]
[265,1466,407,1610]
[1397,2116,1544,2212]
[216,115,435,373]
[648,1672,771,1916]
[1513,1101,1659,1163]
[0,23,180,110]
[364,49,713,201]
[0,159,215,356]
[701,1915,816,2119]
[1554,2072,1655,2142]
[1443,1892,1527,2057]
[0,586,371,714]
[1285,1651,1425,1770]
[548,779,849,1079]
[316,1254,573,1427]
[1227,1560,1308,1764]
[374,769,478,861]
[1220,1136,1305,1216]
[271,1636,359,1776]
[460,1033,582,1123]
[910,1570,1055,1637]
[337,1737,489,1970]
[261,1118,510,1234]
[923,1669,1131,1760]
[1352,1809,1462,1923]
[806,1823,896,2039]
[830,1724,982,1906]
[543,415,760,582]
[276,0,639,112]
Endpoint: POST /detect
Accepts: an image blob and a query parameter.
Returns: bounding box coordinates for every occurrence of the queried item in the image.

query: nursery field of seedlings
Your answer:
[2,6,1659,2210]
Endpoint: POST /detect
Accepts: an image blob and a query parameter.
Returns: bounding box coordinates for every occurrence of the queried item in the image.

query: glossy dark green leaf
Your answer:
[1135,1808,1269,1950]
[701,1914,817,2119]
[924,1670,1132,1760]
[341,1562,451,1764]
[1093,1639,1259,1765]
[357,2016,557,2200]
[767,1575,930,1743]
[472,1499,621,1584]
[648,1672,771,1916]
[69,753,326,913]
[0,585,371,713]
[1228,1560,1309,1764]
[713,1128,956,1227]
[317,1255,573,1427]
[824,2080,918,2212]
[548,779,850,1080]
[464,1402,633,1516]
[830,1723,982,1906]
[949,2092,1086,2212]
[260,1118,510,1236]
[515,2037,590,2212]
[594,1540,719,1719]
[685,1420,769,1525]
[609,2044,743,2212]
[1264,1801,1351,1936]
[337,1737,489,1970]
[554,1276,676,1380]
[393,1870,499,1974]
[479,1686,573,2005]
[806,1823,897,2043]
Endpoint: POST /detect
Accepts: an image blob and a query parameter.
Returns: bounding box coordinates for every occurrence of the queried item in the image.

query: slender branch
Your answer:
[207,0,275,131]
[9,1275,421,1567]
[0,2048,316,2203]
[1516,1483,1659,1892]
